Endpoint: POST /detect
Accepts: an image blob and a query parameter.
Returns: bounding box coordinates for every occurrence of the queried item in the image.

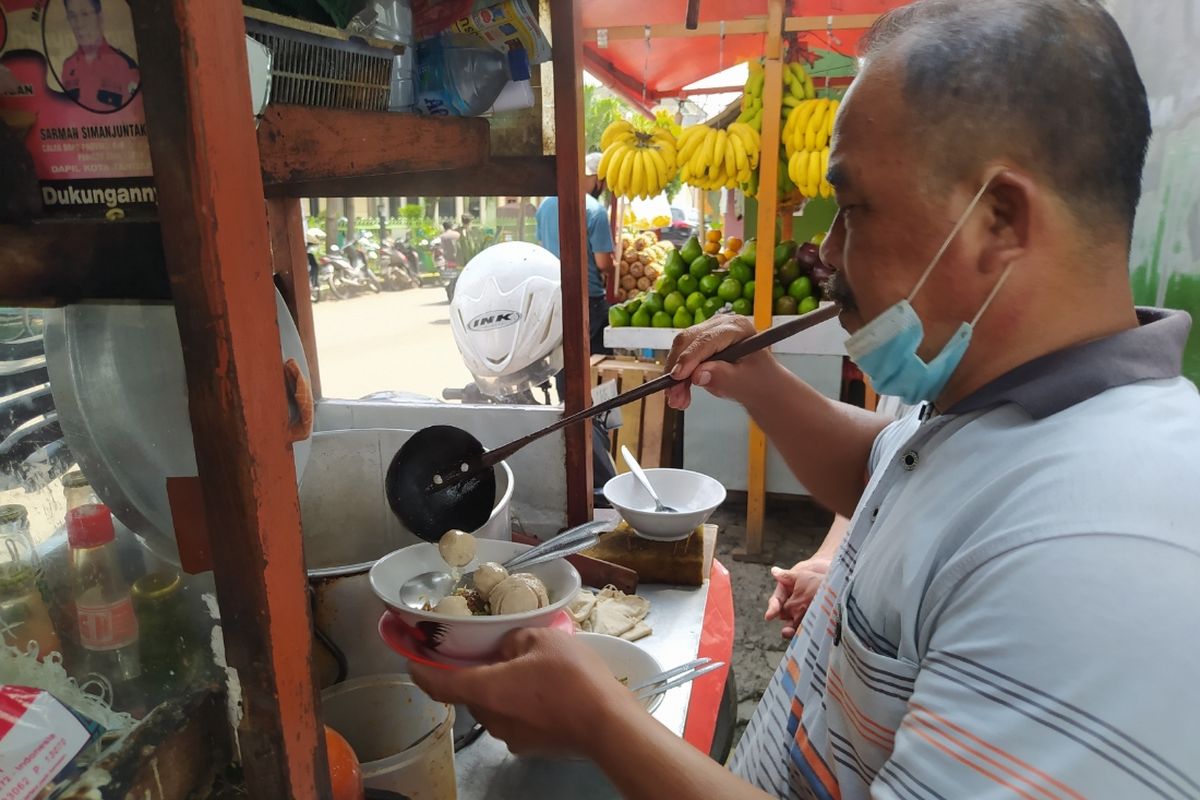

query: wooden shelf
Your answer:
[257,105,492,194]
[0,107,553,306]
[0,219,170,305]
[265,154,557,198]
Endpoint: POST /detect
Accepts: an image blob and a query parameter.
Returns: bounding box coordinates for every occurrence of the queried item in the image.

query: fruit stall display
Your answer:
[608,230,831,330]
[596,59,839,208]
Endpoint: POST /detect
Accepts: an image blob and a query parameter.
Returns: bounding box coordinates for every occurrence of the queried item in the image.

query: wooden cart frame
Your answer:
[1,1,591,795]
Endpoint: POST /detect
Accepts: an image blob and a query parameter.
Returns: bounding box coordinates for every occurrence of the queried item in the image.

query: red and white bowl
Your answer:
[369,538,581,661]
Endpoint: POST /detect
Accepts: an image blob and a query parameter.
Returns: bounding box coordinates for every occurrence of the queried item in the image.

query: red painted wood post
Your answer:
[551,0,594,526]
[129,2,331,797]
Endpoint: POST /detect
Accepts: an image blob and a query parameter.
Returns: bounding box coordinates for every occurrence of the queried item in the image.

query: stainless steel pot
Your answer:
[43,291,311,565]
[301,427,512,685]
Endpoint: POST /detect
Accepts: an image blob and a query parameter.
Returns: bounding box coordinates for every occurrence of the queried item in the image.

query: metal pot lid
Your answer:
[43,290,311,566]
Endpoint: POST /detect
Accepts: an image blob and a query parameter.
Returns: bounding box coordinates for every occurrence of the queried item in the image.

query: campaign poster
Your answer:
[0,0,155,218]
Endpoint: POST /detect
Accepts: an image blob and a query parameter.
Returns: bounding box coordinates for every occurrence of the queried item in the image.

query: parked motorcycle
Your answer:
[379,238,421,291]
[322,244,380,299]
[342,232,383,294]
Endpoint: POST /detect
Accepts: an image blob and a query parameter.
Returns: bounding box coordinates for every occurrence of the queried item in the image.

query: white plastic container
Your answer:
[321,675,457,799]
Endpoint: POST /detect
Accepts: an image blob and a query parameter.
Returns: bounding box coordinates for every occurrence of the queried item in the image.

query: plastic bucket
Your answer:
[321,675,457,799]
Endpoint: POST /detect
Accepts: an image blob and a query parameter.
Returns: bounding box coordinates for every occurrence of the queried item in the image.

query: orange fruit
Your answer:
[726,236,743,252]
[325,726,364,800]
[702,241,721,255]
[705,229,722,243]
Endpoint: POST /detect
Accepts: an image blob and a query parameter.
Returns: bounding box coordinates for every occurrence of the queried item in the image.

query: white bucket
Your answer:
[321,675,457,799]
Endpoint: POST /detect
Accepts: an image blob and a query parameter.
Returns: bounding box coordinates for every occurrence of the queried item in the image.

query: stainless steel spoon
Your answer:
[398,520,612,610]
[620,445,677,513]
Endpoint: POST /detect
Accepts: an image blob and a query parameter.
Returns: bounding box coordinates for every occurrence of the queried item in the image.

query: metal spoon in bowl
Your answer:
[620,445,677,513]
[398,520,613,611]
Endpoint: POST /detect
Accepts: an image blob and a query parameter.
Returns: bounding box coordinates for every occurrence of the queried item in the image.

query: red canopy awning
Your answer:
[582,0,910,110]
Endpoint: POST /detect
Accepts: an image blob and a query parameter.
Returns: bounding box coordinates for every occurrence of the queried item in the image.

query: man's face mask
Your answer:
[843,176,1013,405]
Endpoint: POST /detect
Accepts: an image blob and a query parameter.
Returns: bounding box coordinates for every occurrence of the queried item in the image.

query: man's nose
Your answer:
[819,213,844,269]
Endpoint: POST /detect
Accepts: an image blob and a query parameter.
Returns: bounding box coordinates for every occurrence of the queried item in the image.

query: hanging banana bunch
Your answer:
[783,97,838,199]
[597,119,679,200]
[673,122,761,192]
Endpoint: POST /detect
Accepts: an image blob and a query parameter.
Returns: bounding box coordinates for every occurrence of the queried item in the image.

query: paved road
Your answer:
[311,285,475,401]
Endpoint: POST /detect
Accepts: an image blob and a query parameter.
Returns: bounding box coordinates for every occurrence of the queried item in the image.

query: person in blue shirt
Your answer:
[535,152,615,356]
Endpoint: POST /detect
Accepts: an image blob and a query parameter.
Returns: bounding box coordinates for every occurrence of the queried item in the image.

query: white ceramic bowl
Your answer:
[369,539,581,660]
[603,468,727,541]
[575,632,665,713]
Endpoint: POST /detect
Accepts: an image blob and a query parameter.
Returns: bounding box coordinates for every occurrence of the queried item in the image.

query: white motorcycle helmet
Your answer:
[450,242,563,398]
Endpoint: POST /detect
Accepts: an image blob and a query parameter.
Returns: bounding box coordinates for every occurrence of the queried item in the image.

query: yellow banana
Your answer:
[820,179,832,199]
[807,150,822,198]
[787,151,799,185]
[676,127,706,163]
[729,133,749,175]
[792,101,819,142]
[692,127,716,176]
[814,117,831,151]
[646,147,669,188]
[728,122,755,153]
[600,119,634,151]
[723,132,737,182]
[597,142,623,181]
[732,121,761,155]
[629,150,645,198]
[678,124,706,146]
[805,99,831,152]
[677,127,706,167]
[708,130,726,180]
[728,126,757,172]
[826,99,839,140]
[820,147,830,197]
[647,148,662,196]
[617,147,636,196]
[651,130,677,159]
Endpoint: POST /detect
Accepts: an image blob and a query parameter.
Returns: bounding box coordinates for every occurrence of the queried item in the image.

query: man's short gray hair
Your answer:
[861,0,1150,238]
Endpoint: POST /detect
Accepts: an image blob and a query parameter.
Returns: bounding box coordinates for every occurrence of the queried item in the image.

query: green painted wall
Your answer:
[1111,2,1200,383]
[744,196,838,245]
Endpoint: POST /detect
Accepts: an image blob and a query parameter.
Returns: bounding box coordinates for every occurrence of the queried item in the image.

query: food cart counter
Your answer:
[454,561,734,799]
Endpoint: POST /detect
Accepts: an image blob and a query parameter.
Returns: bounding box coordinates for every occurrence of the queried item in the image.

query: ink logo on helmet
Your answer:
[468,310,522,331]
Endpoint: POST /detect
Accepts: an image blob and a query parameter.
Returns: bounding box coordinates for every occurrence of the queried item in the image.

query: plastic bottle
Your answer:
[67,504,142,715]
[488,49,534,115]
[415,34,512,116]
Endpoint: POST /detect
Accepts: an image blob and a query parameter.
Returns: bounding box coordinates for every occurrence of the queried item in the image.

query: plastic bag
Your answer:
[0,685,105,799]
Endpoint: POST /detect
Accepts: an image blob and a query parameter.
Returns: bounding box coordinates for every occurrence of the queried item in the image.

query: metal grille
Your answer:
[247,23,393,112]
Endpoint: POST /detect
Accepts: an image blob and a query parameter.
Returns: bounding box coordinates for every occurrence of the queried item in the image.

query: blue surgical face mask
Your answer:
[844,176,1013,405]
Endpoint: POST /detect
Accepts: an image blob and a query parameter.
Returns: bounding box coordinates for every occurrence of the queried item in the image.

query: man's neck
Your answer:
[936,255,1139,410]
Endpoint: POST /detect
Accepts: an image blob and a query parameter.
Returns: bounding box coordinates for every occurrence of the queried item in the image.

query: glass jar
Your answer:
[0,505,61,659]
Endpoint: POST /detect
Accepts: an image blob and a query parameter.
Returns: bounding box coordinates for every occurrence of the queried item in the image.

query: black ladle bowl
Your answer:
[385,425,496,542]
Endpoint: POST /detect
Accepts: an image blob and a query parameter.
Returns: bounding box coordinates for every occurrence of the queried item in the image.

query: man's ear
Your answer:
[979,169,1033,275]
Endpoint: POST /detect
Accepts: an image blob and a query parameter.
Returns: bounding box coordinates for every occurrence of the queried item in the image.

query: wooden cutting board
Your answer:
[580,521,717,586]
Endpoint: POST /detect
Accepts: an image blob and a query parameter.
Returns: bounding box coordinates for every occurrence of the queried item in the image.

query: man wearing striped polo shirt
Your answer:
[410,1,1200,797]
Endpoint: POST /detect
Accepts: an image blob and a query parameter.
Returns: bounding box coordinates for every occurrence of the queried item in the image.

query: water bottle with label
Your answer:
[415,34,512,116]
